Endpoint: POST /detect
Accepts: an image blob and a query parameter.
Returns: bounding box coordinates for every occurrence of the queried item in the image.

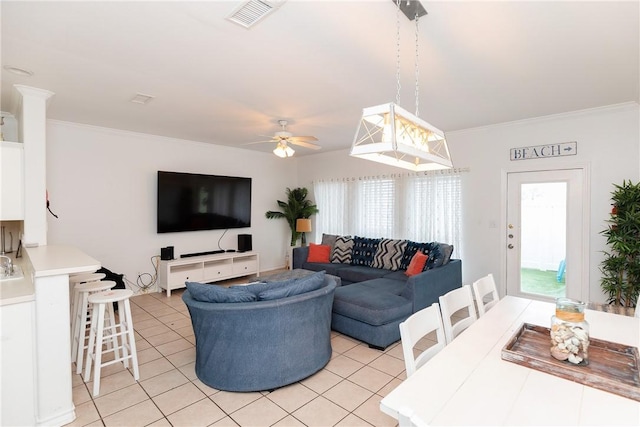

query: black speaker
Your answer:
[161,246,174,260]
[238,234,252,253]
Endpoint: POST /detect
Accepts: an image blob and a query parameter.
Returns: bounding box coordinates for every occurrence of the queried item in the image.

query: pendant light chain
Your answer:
[395,0,402,106]
[414,13,420,117]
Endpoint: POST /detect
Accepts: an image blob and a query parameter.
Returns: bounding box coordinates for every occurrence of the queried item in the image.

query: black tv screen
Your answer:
[157,171,252,233]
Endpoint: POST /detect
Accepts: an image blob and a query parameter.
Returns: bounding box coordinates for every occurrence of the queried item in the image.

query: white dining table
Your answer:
[380,296,640,426]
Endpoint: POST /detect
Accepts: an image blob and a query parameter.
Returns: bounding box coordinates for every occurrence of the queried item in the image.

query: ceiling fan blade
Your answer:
[289,140,321,150]
[242,139,275,145]
[288,135,318,142]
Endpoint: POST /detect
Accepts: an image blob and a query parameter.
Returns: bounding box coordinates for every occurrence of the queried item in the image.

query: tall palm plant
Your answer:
[600,180,640,308]
[266,187,319,246]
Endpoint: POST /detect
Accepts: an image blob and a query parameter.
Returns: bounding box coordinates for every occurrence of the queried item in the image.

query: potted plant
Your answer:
[266,187,319,246]
[600,180,640,309]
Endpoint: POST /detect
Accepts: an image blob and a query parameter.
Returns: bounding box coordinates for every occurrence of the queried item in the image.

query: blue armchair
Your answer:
[182,275,337,391]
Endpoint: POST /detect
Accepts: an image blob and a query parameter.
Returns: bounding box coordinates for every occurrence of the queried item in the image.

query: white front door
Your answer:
[505,168,587,301]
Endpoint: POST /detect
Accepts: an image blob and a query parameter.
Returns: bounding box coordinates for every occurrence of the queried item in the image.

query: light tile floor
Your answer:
[65,276,444,427]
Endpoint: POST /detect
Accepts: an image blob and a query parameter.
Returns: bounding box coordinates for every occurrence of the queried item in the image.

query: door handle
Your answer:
[508,244,514,249]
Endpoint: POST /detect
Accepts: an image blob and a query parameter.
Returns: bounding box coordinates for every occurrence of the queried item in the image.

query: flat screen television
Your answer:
[157,171,252,233]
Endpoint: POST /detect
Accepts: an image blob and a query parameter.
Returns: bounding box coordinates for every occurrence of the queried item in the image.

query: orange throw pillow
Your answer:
[405,252,428,276]
[307,243,331,263]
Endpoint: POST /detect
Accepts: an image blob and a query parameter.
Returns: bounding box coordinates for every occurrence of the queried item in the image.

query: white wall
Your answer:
[45,121,297,290]
[297,103,640,303]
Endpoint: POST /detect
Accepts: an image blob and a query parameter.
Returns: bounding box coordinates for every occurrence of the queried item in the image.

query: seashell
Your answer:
[571,337,580,346]
[551,346,570,361]
[568,353,583,364]
[554,335,564,343]
[557,342,566,350]
[572,328,587,341]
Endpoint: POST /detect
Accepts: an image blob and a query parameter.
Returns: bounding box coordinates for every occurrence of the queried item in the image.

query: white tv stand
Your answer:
[158,251,259,296]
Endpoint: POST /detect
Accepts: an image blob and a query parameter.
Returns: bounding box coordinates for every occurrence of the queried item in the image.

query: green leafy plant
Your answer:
[600,180,640,308]
[265,187,319,246]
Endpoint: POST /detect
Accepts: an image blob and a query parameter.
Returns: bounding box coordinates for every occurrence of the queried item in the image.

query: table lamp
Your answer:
[296,219,312,246]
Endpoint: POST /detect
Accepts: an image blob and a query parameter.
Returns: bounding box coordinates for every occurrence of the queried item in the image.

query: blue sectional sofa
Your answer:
[293,238,462,349]
[183,272,337,392]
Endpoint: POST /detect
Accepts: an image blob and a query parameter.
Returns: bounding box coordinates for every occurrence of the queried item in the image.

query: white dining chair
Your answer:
[439,285,478,344]
[472,273,500,317]
[399,303,446,377]
[398,406,429,427]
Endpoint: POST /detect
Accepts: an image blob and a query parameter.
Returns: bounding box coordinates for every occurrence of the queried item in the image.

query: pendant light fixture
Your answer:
[350,0,453,171]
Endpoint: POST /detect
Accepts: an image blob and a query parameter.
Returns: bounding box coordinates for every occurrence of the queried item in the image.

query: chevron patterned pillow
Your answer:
[372,238,408,271]
[330,235,354,264]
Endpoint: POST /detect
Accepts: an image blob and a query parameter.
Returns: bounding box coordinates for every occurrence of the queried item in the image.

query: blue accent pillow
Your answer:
[424,242,444,270]
[350,236,381,266]
[186,282,257,303]
[257,271,326,301]
[229,280,289,296]
[400,241,431,270]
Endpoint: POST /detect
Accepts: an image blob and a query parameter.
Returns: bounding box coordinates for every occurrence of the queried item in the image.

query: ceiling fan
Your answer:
[247,120,320,157]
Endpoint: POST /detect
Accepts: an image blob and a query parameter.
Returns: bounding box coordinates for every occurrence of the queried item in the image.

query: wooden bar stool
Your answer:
[71,280,117,372]
[84,289,139,397]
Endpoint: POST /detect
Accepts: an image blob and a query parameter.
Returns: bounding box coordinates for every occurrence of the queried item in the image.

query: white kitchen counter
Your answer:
[1,245,101,426]
[26,244,101,277]
[0,257,35,306]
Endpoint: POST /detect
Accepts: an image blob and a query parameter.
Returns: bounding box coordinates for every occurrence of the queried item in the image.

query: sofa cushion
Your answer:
[307,243,331,263]
[338,266,390,283]
[302,262,349,276]
[440,243,454,265]
[371,238,407,271]
[332,283,412,326]
[257,271,326,301]
[406,251,428,276]
[358,278,407,296]
[384,270,412,281]
[321,233,340,253]
[424,242,444,270]
[400,241,431,270]
[186,282,257,303]
[351,236,381,266]
[230,281,277,296]
[331,236,354,264]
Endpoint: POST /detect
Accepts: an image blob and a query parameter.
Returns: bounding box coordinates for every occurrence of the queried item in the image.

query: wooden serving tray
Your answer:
[502,323,640,402]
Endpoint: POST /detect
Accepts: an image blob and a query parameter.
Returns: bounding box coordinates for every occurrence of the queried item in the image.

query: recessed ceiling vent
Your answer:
[226,0,286,29]
[130,93,155,105]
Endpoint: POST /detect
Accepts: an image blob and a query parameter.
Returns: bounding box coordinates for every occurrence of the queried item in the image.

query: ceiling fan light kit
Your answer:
[350,0,453,171]
[273,141,295,158]
[247,119,319,158]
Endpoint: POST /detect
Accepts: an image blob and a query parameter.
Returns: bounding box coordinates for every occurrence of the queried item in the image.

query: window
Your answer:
[314,171,463,255]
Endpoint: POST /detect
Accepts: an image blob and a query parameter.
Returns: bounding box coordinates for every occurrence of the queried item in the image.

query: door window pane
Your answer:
[520,182,567,298]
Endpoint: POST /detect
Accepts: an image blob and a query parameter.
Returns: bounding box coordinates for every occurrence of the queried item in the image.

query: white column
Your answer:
[14,85,55,246]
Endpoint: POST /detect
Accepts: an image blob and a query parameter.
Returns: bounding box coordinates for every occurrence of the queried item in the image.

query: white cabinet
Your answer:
[0,141,24,220]
[0,300,36,426]
[158,252,260,296]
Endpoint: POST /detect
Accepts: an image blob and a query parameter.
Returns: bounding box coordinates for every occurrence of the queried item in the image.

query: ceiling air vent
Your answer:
[226,0,285,29]
[130,93,155,105]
